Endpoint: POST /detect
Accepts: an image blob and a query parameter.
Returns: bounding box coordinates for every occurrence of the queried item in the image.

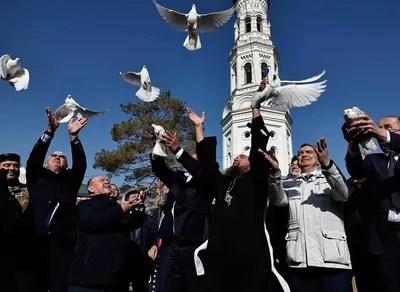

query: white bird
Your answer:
[344,106,377,153]
[55,95,107,123]
[0,54,30,91]
[251,70,327,112]
[120,65,160,102]
[152,1,235,51]
[151,124,168,158]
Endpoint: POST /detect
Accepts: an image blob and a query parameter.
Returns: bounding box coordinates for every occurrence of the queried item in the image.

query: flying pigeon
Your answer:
[151,124,168,158]
[152,1,235,51]
[344,106,377,153]
[55,95,107,123]
[120,65,160,102]
[0,54,30,91]
[251,70,327,112]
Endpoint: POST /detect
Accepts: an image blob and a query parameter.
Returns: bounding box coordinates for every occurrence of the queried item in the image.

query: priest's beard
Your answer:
[223,164,249,178]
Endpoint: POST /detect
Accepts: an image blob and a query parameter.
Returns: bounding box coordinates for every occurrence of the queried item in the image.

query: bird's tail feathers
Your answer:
[150,86,160,101]
[136,86,160,102]
[183,33,201,51]
[361,138,377,153]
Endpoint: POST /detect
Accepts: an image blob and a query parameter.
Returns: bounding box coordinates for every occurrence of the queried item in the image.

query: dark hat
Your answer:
[0,153,20,164]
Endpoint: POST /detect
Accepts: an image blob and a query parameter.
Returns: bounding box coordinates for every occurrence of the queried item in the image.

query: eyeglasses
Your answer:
[50,154,66,159]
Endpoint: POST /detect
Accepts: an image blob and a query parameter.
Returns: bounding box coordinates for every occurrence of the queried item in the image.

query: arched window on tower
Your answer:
[261,62,268,80]
[256,17,263,32]
[244,63,252,84]
[245,17,251,33]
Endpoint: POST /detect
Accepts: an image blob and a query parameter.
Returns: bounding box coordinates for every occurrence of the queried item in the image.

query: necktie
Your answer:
[387,152,400,209]
[304,174,313,182]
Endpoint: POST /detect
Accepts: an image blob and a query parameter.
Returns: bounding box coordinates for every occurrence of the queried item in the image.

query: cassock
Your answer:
[195,116,290,292]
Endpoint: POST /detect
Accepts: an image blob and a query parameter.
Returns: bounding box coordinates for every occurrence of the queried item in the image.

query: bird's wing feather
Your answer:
[120,71,141,86]
[55,104,74,123]
[79,107,107,119]
[0,55,10,79]
[152,0,187,31]
[268,81,327,111]
[280,70,326,86]
[9,68,29,91]
[197,7,235,32]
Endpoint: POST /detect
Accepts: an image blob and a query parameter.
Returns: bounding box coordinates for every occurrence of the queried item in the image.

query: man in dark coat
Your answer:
[150,110,213,292]
[344,114,400,292]
[68,176,145,292]
[0,153,36,292]
[26,108,88,292]
[194,96,289,292]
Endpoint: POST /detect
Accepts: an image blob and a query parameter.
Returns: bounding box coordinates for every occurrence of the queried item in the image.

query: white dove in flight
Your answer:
[344,106,377,153]
[152,1,235,51]
[251,70,327,112]
[0,54,30,91]
[120,65,160,102]
[151,124,168,158]
[55,95,107,123]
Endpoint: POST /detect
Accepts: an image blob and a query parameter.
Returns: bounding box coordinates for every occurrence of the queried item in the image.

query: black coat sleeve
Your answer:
[249,116,270,175]
[69,138,87,195]
[345,151,374,180]
[76,201,126,233]
[150,154,183,189]
[388,132,400,153]
[177,150,201,178]
[26,132,53,189]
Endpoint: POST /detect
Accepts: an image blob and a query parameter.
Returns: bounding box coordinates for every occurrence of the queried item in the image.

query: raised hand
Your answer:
[313,137,330,167]
[68,117,88,136]
[186,107,205,126]
[348,115,388,141]
[258,148,279,174]
[160,131,179,152]
[46,107,59,133]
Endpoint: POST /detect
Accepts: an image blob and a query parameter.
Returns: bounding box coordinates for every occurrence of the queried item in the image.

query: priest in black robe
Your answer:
[193,92,290,292]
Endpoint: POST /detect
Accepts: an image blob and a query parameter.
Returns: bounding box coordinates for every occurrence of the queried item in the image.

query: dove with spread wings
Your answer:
[0,54,30,91]
[55,95,107,123]
[251,69,327,112]
[120,65,160,102]
[152,1,235,51]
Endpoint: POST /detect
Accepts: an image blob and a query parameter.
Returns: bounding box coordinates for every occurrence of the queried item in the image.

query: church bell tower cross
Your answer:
[221,0,293,176]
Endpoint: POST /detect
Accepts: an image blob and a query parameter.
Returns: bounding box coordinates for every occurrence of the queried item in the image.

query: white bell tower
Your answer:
[221,0,293,176]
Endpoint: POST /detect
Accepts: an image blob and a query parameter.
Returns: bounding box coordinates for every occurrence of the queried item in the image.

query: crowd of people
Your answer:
[1,87,400,292]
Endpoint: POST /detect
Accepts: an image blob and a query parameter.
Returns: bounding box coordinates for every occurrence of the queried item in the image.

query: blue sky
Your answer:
[1,0,399,187]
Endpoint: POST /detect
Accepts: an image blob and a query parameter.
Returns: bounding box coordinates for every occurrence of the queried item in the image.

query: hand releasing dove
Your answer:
[152,1,235,51]
[344,106,377,153]
[120,65,160,102]
[151,124,168,158]
[251,70,327,112]
[55,95,107,123]
[0,54,30,91]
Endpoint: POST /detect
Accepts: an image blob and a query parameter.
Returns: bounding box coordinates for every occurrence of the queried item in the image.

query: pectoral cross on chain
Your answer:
[224,191,233,206]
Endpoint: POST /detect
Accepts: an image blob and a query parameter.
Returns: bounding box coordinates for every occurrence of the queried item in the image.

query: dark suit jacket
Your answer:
[69,194,144,288]
[345,132,400,254]
[26,132,86,238]
[151,144,214,244]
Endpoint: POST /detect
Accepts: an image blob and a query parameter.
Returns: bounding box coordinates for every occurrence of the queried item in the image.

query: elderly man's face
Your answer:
[297,146,318,171]
[0,160,20,180]
[378,117,400,153]
[88,176,112,196]
[46,151,67,173]
[233,154,250,169]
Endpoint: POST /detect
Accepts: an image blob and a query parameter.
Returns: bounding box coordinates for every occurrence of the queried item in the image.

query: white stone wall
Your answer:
[222,0,293,176]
